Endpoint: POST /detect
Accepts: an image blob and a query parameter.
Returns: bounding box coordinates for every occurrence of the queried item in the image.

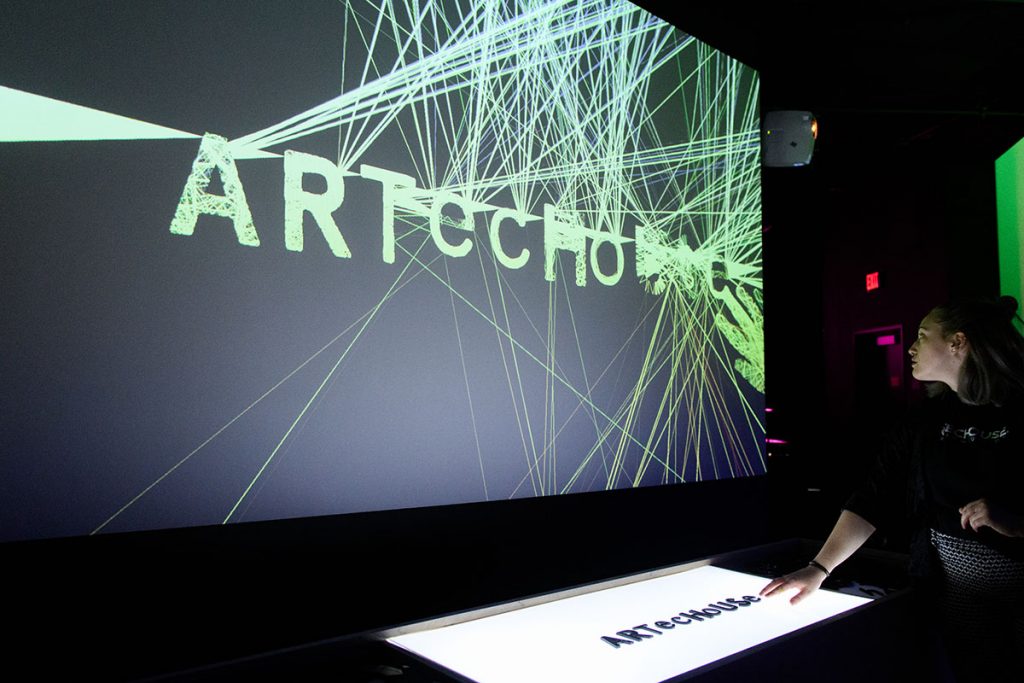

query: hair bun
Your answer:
[997,295,1019,321]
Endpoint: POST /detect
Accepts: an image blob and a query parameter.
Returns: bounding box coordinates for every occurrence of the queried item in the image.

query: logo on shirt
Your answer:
[939,423,1010,443]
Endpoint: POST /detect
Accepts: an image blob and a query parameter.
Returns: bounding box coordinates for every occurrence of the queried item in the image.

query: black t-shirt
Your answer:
[845,392,1024,569]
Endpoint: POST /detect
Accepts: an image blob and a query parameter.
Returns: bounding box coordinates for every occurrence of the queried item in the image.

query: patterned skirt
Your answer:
[929,529,1024,683]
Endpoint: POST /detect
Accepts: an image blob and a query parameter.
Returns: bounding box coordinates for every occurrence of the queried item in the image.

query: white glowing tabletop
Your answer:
[386,564,871,683]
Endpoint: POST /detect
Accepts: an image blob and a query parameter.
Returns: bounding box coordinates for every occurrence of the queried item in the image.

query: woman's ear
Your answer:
[950,332,969,355]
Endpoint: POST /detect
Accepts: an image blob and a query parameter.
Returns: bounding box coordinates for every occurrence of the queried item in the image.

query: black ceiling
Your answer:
[641,0,1024,161]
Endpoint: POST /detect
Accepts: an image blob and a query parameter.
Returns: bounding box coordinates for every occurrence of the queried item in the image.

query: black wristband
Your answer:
[807,560,830,576]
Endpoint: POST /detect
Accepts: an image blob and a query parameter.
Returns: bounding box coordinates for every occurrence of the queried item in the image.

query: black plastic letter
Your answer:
[617,629,653,641]
[601,636,635,648]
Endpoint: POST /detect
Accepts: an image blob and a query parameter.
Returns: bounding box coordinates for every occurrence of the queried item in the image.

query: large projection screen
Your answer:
[0,0,764,542]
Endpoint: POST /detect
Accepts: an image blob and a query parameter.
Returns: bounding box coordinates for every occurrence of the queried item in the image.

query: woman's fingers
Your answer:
[958,498,1023,537]
[789,586,812,606]
[765,581,811,606]
[759,577,788,597]
[760,567,825,604]
[960,498,990,531]
[959,500,976,529]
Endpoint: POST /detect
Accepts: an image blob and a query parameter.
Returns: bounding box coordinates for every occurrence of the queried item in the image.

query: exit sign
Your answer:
[866,272,880,292]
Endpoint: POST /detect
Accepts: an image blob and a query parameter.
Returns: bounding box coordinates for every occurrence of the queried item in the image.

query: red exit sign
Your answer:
[866,272,880,291]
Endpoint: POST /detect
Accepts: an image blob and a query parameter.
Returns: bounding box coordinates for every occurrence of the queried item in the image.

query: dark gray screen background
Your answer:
[0,1,764,542]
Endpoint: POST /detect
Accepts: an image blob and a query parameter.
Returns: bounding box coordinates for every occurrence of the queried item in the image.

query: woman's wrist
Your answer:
[807,559,831,576]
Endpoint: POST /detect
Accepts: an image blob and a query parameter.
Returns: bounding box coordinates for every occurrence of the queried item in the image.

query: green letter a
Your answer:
[170,133,259,246]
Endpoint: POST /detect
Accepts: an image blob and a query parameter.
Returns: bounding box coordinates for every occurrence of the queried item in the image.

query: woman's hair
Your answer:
[928,295,1024,405]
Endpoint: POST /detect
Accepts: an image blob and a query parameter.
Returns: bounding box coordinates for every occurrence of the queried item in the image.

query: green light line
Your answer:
[444,256,490,500]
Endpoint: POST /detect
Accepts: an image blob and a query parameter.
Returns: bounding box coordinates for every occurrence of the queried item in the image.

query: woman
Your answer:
[760,296,1024,682]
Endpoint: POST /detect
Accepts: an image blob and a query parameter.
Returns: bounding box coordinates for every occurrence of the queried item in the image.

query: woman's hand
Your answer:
[759,565,828,606]
[959,498,1024,538]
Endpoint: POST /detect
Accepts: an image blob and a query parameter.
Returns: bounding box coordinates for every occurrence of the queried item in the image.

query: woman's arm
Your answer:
[759,509,877,605]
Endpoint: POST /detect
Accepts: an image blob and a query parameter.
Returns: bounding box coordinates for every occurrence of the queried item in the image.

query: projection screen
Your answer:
[0,0,764,542]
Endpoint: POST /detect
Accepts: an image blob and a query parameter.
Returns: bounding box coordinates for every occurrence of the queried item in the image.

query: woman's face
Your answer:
[908,312,965,390]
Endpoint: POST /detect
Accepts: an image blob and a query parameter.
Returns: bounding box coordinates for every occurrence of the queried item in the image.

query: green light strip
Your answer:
[996,137,1024,326]
[0,85,197,142]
